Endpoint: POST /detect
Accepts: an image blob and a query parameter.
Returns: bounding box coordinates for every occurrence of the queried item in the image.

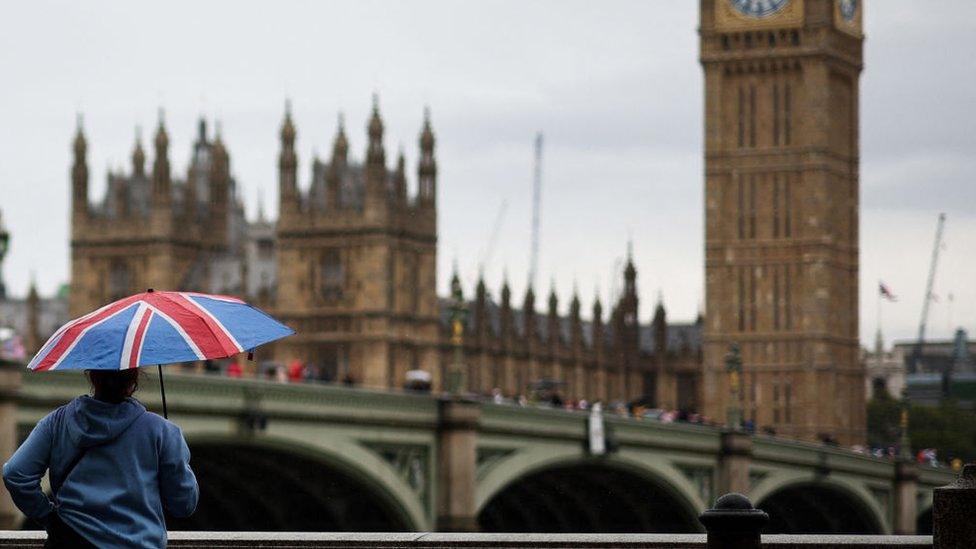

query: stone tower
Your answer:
[273,98,440,390]
[699,0,864,443]
[69,113,237,317]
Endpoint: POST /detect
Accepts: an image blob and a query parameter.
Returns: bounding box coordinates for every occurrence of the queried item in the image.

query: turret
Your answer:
[367,95,385,167]
[624,246,637,298]
[210,122,231,246]
[332,113,349,163]
[151,109,171,209]
[112,171,128,218]
[592,294,604,362]
[365,95,388,216]
[327,113,347,208]
[474,276,488,344]
[570,290,583,354]
[211,123,230,204]
[71,114,89,219]
[500,278,513,350]
[547,285,560,355]
[185,118,208,217]
[522,285,536,349]
[25,278,40,355]
[394,149,408,206]
[653,295,667,357]
[278,100,298,217]
[620,245,639,333]
[417,107,436,207]
[131,127,145,177]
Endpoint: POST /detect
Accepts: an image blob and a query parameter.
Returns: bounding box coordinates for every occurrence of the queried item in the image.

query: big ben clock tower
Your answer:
[699,0,865,444]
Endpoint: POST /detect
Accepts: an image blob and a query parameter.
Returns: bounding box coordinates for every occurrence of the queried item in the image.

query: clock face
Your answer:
[729,0,791,18]
[839,0,858,22]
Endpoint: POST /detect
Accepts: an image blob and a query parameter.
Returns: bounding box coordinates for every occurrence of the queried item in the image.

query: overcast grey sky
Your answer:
[1,1,974,348]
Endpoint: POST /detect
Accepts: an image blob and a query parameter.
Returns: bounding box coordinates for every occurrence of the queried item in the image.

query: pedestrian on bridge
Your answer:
[2,289,294,548]
[3,368,198,548]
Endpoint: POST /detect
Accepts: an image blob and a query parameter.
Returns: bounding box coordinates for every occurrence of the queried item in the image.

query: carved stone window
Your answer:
[108,260,131,301]
[319,249,344,302]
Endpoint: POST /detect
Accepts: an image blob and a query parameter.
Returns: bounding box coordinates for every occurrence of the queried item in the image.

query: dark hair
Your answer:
[86,369,141,403]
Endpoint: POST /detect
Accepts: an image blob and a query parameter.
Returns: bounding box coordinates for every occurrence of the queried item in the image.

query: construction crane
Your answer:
[528,132,543,291]
[910,212,946,376]
[478,199,508,279]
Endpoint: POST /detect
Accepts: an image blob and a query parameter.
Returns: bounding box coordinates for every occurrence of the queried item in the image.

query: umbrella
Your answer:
[27,289,294,418]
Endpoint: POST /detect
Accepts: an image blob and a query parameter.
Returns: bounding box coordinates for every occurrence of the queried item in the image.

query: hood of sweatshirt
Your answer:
[66,396,147,449]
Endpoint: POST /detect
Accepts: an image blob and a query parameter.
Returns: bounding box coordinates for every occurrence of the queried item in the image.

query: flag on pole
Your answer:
[879,282,897,302]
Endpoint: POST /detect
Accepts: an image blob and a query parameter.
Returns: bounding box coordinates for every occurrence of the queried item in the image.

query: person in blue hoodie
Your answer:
[2,368,198,548]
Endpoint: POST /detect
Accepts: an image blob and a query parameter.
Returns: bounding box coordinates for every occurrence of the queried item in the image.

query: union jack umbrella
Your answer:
[27,289,294,417]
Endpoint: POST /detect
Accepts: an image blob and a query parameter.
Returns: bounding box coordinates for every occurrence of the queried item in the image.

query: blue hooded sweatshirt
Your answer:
[2,396,198,548]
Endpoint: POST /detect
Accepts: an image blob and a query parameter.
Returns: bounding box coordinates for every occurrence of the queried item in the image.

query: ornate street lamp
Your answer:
[447,274,468,395]
[899,389,912,459]
[725,343,743,430]
[0,211,9,299]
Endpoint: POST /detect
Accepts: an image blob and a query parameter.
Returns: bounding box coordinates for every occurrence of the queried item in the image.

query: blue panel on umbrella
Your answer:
[139,313,200,366]
[59,304,139,370]
[187,295,294,351]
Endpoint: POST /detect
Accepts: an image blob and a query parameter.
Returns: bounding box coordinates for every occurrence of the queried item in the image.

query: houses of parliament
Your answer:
[61,0,865,444]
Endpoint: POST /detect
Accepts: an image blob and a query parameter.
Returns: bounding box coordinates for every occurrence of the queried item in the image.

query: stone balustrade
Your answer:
[0,532,941,548]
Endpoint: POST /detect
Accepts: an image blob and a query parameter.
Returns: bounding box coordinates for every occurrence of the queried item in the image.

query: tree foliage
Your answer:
[867,394,976,462]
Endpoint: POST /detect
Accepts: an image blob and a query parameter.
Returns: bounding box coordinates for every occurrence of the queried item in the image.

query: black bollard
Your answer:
[934,463,976,549]
[699,493,768,549]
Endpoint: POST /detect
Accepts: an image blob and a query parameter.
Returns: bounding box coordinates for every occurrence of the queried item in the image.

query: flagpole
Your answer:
[877,279,882,343]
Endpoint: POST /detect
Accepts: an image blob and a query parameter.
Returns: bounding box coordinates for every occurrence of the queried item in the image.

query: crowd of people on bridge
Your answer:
[192,358,966,470]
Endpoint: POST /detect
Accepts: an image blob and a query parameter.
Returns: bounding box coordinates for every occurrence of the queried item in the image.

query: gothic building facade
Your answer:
[446,265,702,408]
[67,99,703,409]
[69,115,256,319]
[271,100,440,389]
[699,0,865,444]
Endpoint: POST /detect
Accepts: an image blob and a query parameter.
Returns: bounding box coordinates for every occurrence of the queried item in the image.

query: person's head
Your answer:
[86,369,140,403]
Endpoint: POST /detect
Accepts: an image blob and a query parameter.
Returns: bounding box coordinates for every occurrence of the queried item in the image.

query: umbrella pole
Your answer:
[158,364,168,419]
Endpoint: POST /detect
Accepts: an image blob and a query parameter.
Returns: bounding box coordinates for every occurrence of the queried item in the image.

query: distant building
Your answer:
[900,329,976,408]
[66,100,704,408]
[699,0,865,444]
[450,262,703,408]
[862,331,906,400]
[0,209,69,357]
[69,115,251,318]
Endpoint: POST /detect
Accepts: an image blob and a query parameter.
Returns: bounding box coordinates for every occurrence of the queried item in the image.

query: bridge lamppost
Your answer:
[725,343,743,431]
[899,389,912,459]
[0,210,9,299]
[447,273,468,395]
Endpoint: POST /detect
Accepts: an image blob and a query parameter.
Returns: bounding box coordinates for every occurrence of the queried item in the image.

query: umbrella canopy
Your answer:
[29,290,294,372]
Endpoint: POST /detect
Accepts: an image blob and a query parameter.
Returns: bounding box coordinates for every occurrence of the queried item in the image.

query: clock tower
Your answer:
[699,0,865,444]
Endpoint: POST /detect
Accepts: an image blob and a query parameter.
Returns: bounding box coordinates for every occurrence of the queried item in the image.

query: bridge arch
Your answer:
[174,434,427,531]
[477,449,703,533]
[753,475,887,534]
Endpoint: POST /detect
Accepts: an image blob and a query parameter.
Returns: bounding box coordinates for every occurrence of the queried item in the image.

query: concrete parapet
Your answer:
[0,531,939,548]
[933,463,976,549]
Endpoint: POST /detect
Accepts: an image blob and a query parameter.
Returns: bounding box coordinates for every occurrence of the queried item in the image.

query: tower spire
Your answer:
[418,107,436,206]
[151,108,171,207]
[332,111,348,163]
[278,99,298,217]
[71,114,89,218]
[209,120,230,241]
[131,126,145,177]
[395,146,407,205]
[367,94,385,166]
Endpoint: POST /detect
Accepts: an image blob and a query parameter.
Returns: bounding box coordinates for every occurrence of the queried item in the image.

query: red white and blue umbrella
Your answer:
[28,289,294,417]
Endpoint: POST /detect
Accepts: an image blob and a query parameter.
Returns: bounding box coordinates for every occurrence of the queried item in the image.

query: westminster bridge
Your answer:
[5,370,955,535]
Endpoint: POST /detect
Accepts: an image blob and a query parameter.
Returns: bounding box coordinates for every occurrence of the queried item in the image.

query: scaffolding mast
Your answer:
[911,212,947,375]
[529,132,543,290]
